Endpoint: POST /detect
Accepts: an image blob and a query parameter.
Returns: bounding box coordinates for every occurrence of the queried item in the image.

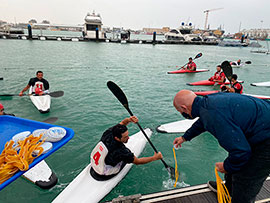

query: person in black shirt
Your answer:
[19,71,49,96]
[90,116,162,179]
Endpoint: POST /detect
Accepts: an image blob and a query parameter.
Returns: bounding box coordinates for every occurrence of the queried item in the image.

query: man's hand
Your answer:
[129,116,138,123]
[215,162,227,173]
[153,152,163,160]
[173,136,186,148]
[19,92,23,96]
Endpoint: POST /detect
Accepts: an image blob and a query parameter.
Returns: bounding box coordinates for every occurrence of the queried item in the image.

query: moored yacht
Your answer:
[165,22,202,41]
[83,11,105,39]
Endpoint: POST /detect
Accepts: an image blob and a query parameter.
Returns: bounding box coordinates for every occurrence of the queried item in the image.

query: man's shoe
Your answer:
[207,181,217,193]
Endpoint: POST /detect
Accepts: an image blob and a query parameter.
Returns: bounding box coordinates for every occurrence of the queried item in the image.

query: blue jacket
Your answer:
[183,93,270,173]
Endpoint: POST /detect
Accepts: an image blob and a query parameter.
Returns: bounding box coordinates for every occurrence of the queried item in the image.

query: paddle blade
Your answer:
[42,117,58,124]
[194,53,202,59]
[49,91,64,97]
[245,61,252,64]
[221,61,233,82]
[0,94,15,97]
[107,81,129,109]
[167,166,177,180]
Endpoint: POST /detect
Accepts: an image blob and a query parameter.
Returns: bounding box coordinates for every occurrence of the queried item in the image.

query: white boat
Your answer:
[23,160,58,189]
[53,128,152,203]
[156,118,199,133]
[165,23,202,42]
[29,87,51,113]
[83,11,105,39]
[251,81,270,87]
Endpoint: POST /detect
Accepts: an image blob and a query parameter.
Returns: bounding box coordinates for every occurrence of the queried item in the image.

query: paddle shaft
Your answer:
[0,91,64,97]
[178,53,202,70]
[125,106,170,168]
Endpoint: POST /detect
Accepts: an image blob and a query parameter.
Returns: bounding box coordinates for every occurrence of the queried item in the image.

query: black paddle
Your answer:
[221,61,233,83]
[0,91,64,98]
[245,61,252,64]
[42,117,58,124]
[178,53,202,70]
[107,81,176,179]
[0,78,3,80]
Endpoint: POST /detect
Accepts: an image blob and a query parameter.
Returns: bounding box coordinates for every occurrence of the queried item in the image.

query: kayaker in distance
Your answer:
[208,65,226,83]
[90,116,162,180]
[172,90,270,202]
[19,71,49,96]
[0,103,15,116]
[221,74,243,94]
[230,59,241,66]
[183,57,196,71]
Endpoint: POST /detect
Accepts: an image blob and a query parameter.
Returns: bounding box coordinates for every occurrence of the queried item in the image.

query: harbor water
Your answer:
[0,36,270,202]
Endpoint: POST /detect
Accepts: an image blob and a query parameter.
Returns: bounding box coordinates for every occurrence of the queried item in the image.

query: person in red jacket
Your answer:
[184,57,196,71]
[208,65,226,83]
[0,103,15,116]
[228,74,243,94]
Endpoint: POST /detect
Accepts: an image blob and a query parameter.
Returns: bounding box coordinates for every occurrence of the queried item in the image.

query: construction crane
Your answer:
[204,8,223,30]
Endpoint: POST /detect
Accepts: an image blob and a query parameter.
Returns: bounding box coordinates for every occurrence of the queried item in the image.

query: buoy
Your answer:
[71,38,79,42]
[40,36,46,41]
[57,37,61,41]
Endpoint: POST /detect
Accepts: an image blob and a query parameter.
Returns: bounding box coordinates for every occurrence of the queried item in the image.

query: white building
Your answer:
[242,29,270,39]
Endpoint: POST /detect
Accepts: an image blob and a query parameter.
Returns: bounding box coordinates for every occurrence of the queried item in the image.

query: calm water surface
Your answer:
[0,37,270,202]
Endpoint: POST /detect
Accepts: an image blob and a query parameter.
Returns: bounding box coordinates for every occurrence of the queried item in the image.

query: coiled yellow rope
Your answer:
[215,168,231,203]
[0,134,44,184]
[172,148,179,187]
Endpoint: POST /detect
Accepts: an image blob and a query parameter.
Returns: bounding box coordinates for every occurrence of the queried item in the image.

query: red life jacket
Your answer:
[209,71,226,82]
[187,62,196,70]
[232,81,243,94]
[214,71,226,82]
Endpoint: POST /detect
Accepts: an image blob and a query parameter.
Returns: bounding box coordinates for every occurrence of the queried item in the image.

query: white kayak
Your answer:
[29,87,51,113]
[231,64,244,68]
[250,81,270,87]
[23,160,58,189]
[53,128,152,203]
[156,118,199,133]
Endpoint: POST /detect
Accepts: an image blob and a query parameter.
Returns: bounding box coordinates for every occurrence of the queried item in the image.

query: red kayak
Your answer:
[168,69,209,74]
[187,80,244,86]
[194,91,270,100]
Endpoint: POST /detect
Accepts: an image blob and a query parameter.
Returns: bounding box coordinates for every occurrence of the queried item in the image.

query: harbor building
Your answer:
[241,29,270,40]
[142,27,170,35]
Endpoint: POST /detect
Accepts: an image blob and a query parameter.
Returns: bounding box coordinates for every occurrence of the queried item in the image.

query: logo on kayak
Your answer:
[99,145,103,151]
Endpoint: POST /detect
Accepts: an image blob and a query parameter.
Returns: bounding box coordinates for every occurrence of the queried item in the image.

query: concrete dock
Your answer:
[109,177,270,203]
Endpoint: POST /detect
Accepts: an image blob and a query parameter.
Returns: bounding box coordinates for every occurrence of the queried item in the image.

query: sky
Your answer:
[0,0,269,33]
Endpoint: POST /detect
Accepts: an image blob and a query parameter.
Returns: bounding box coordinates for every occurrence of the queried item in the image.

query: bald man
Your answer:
[173,90,270,203]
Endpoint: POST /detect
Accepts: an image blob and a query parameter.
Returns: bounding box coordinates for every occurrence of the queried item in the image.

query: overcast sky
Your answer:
[0,0,269,33]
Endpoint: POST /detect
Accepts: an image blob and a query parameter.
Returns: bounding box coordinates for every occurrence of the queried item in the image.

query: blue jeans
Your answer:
[225,138,270,203]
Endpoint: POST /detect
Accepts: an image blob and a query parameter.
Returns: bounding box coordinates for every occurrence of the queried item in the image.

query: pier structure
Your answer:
[0,32,218,45]
[109,177,270,203]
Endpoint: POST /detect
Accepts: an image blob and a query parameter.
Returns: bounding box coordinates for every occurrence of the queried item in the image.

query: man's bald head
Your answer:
[173,90,197,117]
